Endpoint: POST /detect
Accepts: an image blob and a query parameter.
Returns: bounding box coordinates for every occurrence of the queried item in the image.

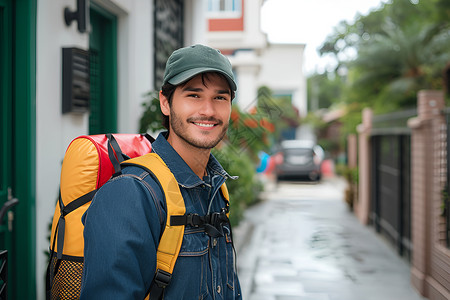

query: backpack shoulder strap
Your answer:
[122,153,185,299]
[219,183,230,217]
[220,182,229,201]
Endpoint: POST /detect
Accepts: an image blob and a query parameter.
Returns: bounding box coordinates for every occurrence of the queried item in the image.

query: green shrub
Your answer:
[139,91,164,133]
[336,164,358,210]
[212,144,263,226]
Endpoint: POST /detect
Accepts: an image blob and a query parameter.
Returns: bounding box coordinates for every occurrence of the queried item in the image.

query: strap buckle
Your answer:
[153,269,172,289]
[186,213,200,227]
[209,211,228,226]
[209,212,220,225]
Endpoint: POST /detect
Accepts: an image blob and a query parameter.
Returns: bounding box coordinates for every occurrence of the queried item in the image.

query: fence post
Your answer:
[347,134,357,169]
[408,90,445,297]
[356,108,373,224]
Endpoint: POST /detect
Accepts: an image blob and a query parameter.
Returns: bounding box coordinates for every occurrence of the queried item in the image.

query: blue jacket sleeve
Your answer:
[80,172,164,299]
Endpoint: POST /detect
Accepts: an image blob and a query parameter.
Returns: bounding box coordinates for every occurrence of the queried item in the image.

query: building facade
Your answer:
[206,0,307,122]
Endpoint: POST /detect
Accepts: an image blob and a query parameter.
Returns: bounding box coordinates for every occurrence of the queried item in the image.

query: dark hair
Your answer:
[160,72,235,130]
[160,83,177,130]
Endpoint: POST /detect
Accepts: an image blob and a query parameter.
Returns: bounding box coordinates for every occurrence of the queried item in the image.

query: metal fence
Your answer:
[444,108,450,249]
[370,109,416,259]
[0,250,7,300]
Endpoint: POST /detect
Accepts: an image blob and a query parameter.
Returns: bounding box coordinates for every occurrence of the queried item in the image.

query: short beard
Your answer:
[170,114,228,150]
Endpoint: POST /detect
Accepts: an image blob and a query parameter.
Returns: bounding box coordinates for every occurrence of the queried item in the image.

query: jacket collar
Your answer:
[152,132,234,188]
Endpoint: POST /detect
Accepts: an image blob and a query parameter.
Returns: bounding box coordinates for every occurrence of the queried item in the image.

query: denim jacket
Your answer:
[80,132,242,300]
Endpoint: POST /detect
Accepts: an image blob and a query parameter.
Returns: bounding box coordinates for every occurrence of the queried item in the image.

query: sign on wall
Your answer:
[154,0,184,90]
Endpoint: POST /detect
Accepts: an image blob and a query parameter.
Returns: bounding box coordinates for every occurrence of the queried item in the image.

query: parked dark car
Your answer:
[274,140,324,181]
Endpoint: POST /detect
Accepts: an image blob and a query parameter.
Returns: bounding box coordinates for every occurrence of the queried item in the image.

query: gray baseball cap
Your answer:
[162,44,237,91]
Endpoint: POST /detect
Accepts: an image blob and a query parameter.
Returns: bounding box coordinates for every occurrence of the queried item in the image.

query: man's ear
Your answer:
[159,90,170,116]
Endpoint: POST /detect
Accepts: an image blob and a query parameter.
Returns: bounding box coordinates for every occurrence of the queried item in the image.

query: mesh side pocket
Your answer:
[49,255,84,300]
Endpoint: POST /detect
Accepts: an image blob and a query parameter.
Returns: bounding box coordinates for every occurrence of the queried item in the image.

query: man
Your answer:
[80,44,242,299]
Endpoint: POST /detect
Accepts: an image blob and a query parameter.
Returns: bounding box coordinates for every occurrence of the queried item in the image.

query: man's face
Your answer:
[161,73,232,150]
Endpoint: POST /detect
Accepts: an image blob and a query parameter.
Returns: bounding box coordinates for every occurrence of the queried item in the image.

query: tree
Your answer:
[348,9,450,110]
[307,72,345,111]
[308,0,450,137]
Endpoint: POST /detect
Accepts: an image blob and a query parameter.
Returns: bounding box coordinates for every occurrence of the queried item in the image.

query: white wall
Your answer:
[115,0,153,133]
[243,0,267,48]
[228,43,306,117]
[229,50,260,110]
[36,1,89,298]
[258,43,307,117]
[184,0,207,45]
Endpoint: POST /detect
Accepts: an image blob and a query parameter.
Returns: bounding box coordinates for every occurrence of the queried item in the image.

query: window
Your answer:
[208,0,241,12]
[207,0,243,30]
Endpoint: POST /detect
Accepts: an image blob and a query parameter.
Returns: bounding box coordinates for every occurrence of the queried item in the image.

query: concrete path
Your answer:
[234,177,426,300]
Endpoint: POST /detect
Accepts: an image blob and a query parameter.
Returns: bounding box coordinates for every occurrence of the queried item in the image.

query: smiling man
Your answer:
[161,71,233,178]
[80,44,242,300]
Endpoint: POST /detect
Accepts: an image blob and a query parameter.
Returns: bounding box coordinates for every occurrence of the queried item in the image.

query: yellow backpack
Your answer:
[46,133,230,300]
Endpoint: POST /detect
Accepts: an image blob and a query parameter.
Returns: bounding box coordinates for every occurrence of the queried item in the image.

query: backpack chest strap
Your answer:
[170,209,230,238]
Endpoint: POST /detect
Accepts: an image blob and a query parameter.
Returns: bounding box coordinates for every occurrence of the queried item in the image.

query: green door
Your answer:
[0,0,16,296]
[89,5,117,134]
[2,0,36,298]
[0,0,36,299]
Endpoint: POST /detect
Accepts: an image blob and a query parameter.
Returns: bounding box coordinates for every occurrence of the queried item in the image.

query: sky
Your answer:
[260,0,390,75]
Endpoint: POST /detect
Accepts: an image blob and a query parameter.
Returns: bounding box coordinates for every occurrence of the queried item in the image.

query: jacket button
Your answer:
[217,285,221,294]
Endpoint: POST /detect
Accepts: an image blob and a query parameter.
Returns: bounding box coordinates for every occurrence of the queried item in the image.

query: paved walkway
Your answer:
[234,177,426,300]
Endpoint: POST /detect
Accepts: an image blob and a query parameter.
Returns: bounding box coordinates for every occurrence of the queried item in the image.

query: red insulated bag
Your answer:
[46,133,153,300]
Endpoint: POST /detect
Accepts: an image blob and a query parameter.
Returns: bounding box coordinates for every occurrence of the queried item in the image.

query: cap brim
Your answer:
[168,67,237,91]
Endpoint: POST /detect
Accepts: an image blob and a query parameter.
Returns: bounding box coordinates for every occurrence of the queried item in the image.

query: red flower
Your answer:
[230,110,240,122]
[260,118,275,133]
[243,118,259,128]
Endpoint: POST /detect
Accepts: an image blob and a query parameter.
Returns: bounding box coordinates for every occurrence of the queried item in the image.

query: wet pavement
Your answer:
[234,177,426,300]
